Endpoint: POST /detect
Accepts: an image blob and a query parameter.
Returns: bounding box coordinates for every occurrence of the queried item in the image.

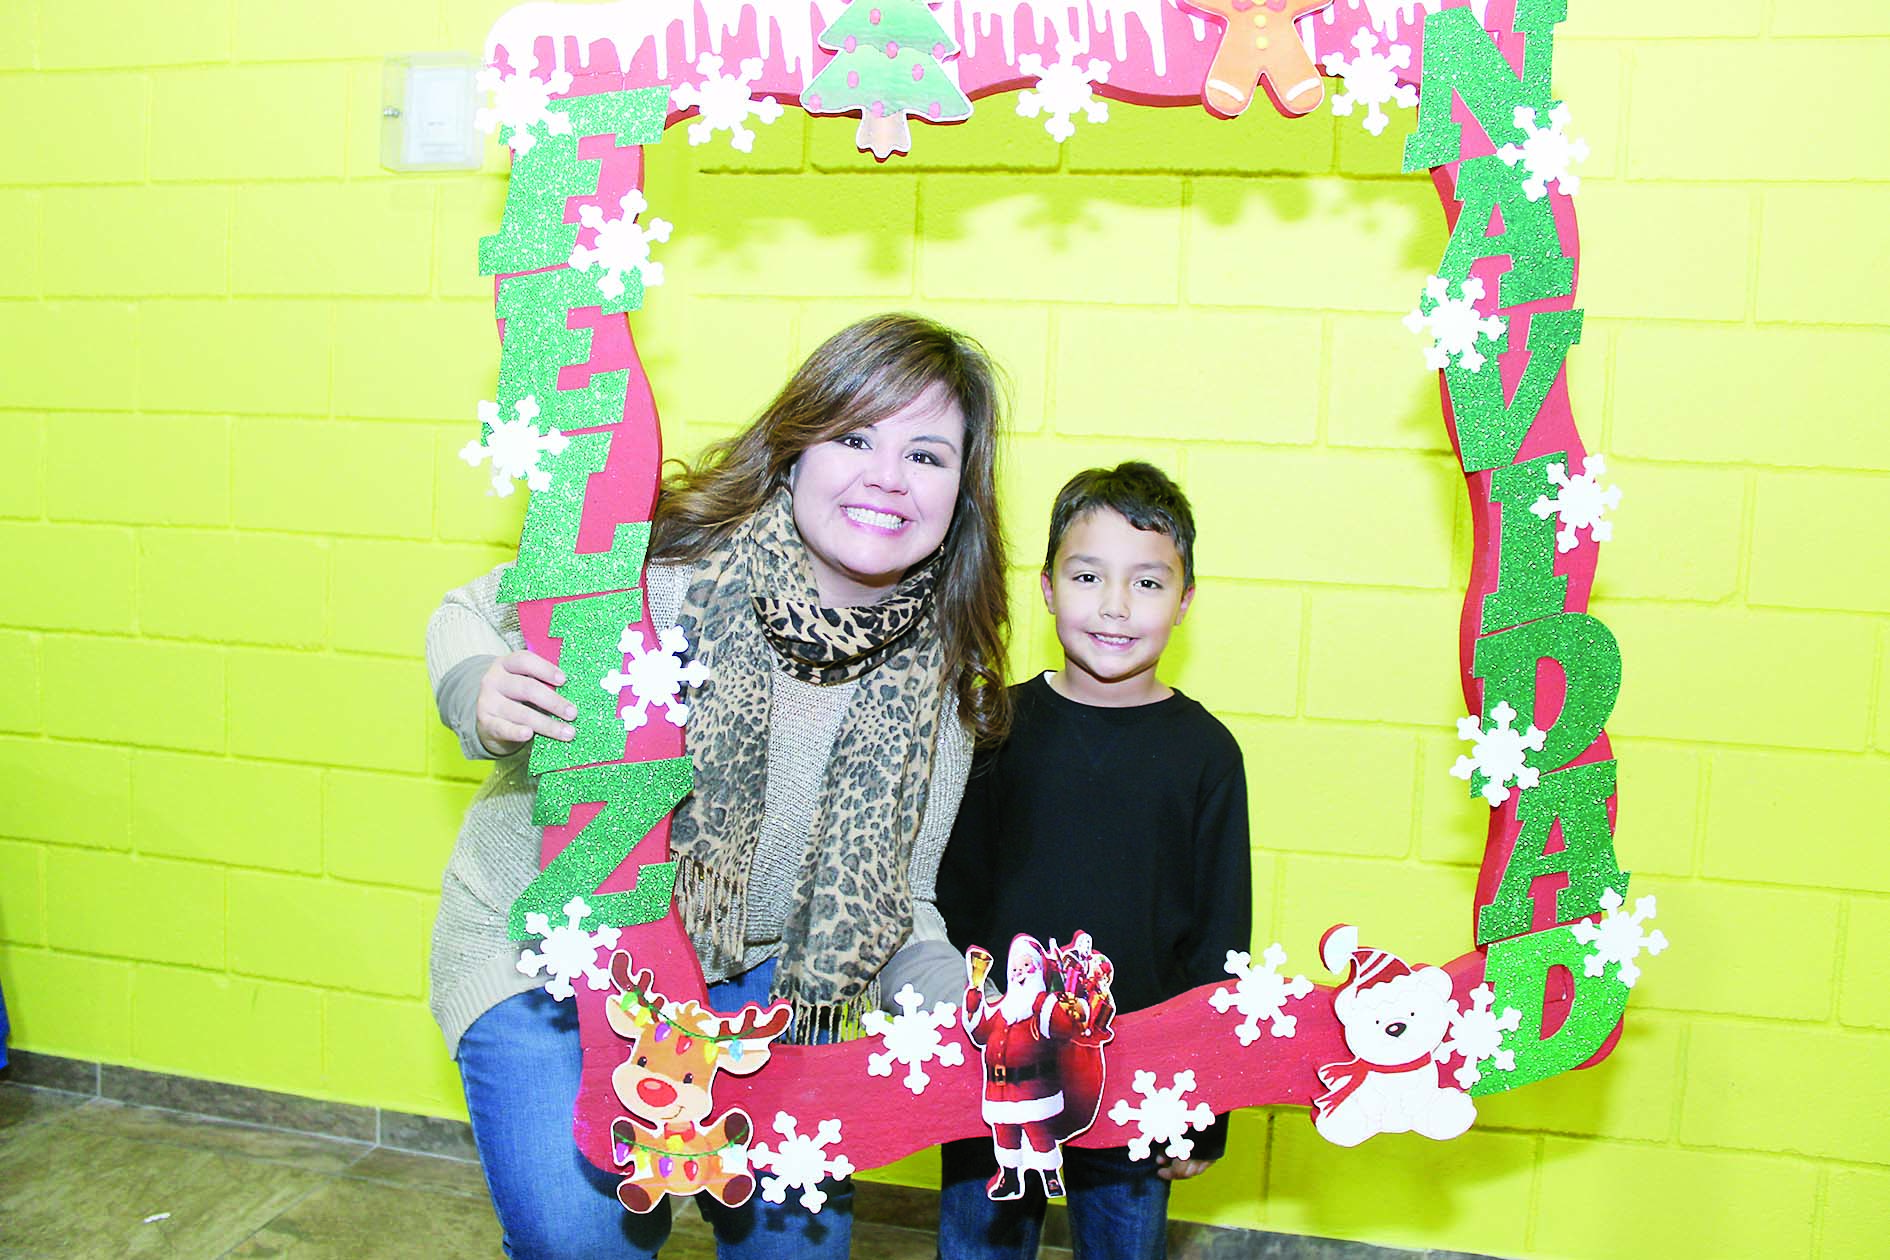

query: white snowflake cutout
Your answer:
[461,396,570,497]
[601,625,710,732]
[570,190,672,302]
[1531,454,1622,553]
[749,1113,855,1213]
[1322,28,1417,137]
[475,57,575,156]
[1107,1070,1215,1161]
[1404,275,1507,373]
[1016,44,1110,143]
[861,983,964,1095]
[516,896,621,1001]
[670,54,785,152]
[1208,945,1313,1045]
[1436,983,1523,1089]
[719,1140,751,1177]
[1498,103,1589,201]
[1450,700,1546,807]
[1571,887,1669,989]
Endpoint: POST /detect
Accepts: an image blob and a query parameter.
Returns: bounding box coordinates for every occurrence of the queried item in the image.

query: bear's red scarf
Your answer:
[1312,1053,1442,1118]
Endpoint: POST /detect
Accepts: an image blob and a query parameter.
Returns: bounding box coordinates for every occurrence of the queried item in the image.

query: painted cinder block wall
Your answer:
[1,3,1886,1256]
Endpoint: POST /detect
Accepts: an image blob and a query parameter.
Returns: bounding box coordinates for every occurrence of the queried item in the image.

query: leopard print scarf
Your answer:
[670,489,946,1040]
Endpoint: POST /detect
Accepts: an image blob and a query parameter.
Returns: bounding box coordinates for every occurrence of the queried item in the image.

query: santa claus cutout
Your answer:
[962,933,1115,1198]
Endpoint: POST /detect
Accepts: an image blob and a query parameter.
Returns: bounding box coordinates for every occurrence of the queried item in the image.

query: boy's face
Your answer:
[1040,507,1193,702]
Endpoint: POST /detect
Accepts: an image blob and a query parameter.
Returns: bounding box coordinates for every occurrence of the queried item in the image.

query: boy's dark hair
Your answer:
[1043,461,1197,587]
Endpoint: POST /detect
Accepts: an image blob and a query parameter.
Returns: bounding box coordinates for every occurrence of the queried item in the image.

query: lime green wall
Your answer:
[1,3,1885,1257]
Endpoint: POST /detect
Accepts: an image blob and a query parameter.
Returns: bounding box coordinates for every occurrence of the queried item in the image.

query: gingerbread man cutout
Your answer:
[1178,0,1334,119]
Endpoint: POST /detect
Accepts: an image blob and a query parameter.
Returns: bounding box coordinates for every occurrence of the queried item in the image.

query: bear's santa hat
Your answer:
[1319,924,1411,992]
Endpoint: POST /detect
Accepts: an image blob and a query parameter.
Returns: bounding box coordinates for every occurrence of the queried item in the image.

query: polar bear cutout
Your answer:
[1311,924,1476,1148]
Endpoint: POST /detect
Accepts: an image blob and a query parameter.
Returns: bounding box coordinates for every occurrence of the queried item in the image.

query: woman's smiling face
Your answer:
[790,382,966,606]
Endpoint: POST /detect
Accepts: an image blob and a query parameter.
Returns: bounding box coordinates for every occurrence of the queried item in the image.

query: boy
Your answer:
[935,462,1252,1260]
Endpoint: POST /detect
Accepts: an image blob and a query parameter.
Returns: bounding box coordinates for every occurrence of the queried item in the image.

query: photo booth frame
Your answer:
[460,0,1656,1203]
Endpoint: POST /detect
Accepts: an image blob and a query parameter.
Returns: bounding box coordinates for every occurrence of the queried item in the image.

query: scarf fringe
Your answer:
[670,490,944,1008]
[775,980,881,1046]
[673,855,750,973]
[675,853,883,1043]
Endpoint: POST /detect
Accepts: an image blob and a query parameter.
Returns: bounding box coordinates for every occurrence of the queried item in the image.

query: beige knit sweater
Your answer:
[424,562,971,1054]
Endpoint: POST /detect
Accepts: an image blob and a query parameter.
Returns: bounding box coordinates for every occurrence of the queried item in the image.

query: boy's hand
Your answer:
[476,651,577,756]
[1156,1155,1215,1181]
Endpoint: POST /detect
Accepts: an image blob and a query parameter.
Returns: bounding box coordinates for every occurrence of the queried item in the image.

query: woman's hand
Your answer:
[1156,1155,1215,1181]
[475,651,577,757]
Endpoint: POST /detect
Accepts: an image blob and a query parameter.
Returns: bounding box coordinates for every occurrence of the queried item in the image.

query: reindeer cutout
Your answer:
[603,951,793,1213]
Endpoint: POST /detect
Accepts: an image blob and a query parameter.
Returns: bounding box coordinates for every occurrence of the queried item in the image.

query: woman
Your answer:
[426,314,1010,1259]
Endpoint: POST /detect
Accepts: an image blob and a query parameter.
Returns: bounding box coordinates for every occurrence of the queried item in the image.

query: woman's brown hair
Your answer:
[650,313,1011,744]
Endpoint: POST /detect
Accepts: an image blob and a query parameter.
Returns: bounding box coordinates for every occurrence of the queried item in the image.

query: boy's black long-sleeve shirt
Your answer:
[936,673,1253,1160]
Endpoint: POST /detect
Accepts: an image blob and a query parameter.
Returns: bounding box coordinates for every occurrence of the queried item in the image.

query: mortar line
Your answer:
[1520,1132,1546,1253]
[1313,311,1333,448]
[1732,466,1758,608]
[1744,184,1764,325]
[1688,745,1710,879]
[1830,897,1851,1026]
[1866,624,1886,755]
[1041,301,1059,437]
[1809,1164,1829,1259]
[1666,1014,1689,1146]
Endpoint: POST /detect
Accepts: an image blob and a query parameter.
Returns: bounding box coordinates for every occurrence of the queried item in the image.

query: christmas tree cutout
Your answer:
[803,0,971,160]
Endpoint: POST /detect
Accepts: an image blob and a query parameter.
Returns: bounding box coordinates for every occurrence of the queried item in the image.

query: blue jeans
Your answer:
[458,960,853,1259]
[938,1137,1170,1260]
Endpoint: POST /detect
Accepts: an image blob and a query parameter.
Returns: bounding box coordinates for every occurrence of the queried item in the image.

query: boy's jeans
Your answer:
[458,960,852,1260]
[938,1137,1171,1260]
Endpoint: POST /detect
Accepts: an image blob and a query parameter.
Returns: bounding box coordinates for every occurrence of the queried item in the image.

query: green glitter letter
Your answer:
[480,130,592,275]
[1477,759,1627,945]
[1470,612,1621,795]
[1404,0,1565,173]
[480,87,670,276]
[1437,155,1573,309]
[1472,921,1629,1096]
[1482,451,1570,632]
[495,266,633,423]
[500,430,649,603]
[1447,308,1583,474]
[529,589,643,776]
[509,757,692,936]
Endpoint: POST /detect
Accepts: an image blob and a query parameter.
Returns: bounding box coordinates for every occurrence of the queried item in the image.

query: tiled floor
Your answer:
[0,1082,991,1260]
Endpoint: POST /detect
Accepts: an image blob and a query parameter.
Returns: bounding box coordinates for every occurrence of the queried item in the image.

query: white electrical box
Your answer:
[382,54,483,172]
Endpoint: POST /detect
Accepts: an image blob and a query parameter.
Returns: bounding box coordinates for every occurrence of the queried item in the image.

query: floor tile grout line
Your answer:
[0,1083,98,1140]
[209,1173,346,1260]
[7,1079,1488,1258]
[117,1069,481,1163]
[366,1140,483,1165]
[43,1101,453,1194]
[6,1082,487,1208]
[10,1058,486,1165]
[75,1091,380,1153]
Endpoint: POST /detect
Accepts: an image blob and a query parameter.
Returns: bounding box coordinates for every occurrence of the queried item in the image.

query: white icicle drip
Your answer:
[1316,0,1492,41]
[955,0,1174,75]
[486,0,854,85]
[488,0,1180,85]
